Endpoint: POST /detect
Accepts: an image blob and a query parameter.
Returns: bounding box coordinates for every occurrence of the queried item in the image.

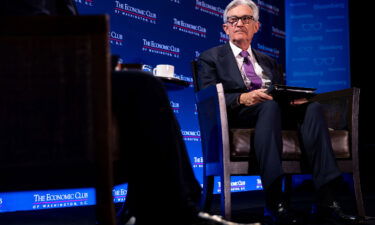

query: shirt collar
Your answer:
[229,41,252,58]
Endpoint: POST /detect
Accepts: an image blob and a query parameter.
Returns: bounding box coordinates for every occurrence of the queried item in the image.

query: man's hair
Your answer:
[223,0,259,23]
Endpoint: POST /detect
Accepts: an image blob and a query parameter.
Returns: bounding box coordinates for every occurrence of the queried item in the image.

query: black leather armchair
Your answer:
[192,61,364,220]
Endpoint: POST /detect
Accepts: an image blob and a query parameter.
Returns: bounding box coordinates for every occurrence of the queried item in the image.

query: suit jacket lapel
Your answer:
[218,43,247,89]
[252,49,274,83]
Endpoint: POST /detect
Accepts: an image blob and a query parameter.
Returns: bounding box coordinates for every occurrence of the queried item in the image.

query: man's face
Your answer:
[223,4,260,47]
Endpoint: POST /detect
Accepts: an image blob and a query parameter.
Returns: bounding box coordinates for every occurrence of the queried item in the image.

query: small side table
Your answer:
[157,76,189,87]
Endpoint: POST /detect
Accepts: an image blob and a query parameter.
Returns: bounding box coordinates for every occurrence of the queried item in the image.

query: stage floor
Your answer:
[1,185,375,225]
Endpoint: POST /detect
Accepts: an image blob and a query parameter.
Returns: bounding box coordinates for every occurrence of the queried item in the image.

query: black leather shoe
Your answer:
[312,201,362,224]
[264,201,302,225]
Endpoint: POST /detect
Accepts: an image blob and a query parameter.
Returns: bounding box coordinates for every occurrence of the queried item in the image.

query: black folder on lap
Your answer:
[266,84,317,102]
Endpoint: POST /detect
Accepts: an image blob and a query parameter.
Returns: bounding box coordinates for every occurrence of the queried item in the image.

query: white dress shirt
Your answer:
[229,41,271,90]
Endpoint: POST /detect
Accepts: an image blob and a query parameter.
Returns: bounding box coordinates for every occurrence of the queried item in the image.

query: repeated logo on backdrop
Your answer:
[258,0,280,15]
[114,1,157,24]
[219,32,230,43]
[182,130,201,142]
[195,0,224,17]
[112,184,128,203]
[170,100,180,113]
[173,18,207,38]
[109,30,124,46]
[32,191,89,210]
[272,26,286,39]
[142,39,181,58]
[257,43,280,58]
[0,185,127,212]
[193,156,204,168]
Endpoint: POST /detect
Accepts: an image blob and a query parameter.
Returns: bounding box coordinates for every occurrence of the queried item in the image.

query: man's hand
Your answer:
[239,89,273,106]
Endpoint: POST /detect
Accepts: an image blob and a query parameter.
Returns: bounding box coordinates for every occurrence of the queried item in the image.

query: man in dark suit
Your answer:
[197,0,359,224]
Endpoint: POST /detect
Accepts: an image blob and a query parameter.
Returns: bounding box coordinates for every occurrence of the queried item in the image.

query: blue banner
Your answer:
[285,0,350,93]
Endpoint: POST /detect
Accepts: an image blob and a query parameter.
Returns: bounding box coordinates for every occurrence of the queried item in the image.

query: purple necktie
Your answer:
[240,50,262,90]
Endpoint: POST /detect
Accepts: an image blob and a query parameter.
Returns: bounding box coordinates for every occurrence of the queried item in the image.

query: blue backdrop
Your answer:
[74,0,285,193]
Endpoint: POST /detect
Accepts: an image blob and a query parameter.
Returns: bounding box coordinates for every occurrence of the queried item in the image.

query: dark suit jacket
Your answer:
[197,43,283,109]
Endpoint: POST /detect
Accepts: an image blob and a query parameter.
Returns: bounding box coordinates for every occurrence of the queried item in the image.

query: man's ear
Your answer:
[222,24,229,35]
[254,21,260,33]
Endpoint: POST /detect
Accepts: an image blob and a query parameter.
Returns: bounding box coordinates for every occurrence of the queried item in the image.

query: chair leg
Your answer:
[352,170,366,217]
[221,174,232,220]
[201,175,215,212]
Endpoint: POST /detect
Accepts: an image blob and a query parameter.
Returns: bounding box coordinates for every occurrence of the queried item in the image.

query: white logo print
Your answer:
[173,18,207,38]
[109,31,124,46]
[114,1,157,24]
[195,0,223,17]
[142,39,180,58]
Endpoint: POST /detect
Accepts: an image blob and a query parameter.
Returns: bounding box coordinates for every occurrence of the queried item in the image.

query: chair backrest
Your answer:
[311,88,360,168]
[0,15,115,225]
[311,88,359,131]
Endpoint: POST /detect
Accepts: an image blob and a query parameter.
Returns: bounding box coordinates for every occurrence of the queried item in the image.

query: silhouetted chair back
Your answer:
[191,60,364,219]
[0,15,115,225]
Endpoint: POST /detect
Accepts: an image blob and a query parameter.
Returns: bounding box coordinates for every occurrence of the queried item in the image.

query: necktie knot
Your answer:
[240,50,249,58]
[240,50,262,90]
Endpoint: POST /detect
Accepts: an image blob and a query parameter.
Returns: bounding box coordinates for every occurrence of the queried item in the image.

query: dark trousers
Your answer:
[112,71,201,225]
[229,100,342,191]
